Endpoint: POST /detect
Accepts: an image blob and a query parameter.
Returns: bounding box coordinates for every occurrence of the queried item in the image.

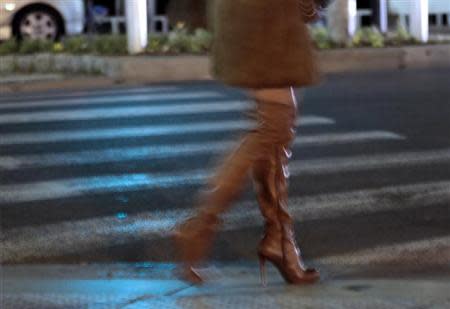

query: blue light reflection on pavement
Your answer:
[5,278,187,297]
[82,171,208,192]
[0,120,252,146]
[0,170,210,204]
[116,212,128,220]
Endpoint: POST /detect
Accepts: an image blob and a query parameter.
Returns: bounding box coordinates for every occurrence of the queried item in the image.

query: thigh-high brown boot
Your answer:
[253,94,319,285]
[273,145,319,284]
[173,97,297,284]
[252,153,284,284]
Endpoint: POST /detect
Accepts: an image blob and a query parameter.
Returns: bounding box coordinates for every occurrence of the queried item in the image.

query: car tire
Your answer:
[13,7,64,41]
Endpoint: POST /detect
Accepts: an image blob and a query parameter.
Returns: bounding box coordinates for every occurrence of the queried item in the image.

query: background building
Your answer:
[87,0,449,36]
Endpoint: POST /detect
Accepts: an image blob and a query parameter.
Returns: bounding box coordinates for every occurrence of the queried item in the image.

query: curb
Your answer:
[0,44,449,83]
[319,44,450,73]
[0,74,63,84]
[2,264,450,308]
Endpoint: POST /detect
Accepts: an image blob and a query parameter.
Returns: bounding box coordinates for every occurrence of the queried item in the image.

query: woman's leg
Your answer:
[252,88,319,284]
[252,88,297,260]
[174,87,297,283]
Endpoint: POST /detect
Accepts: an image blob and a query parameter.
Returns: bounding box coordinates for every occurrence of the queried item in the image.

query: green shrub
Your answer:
[93,35,127,55]
[394,23,411,41]
[146,35,169,54]
[52,42,64,53]
[0,39,19,55]
[352,27,385,48]
[0,25,432,57]
[18,39,54,54]
[62,36,93,54]
[309,26,333,49]
[387,23,417,46]
[190,28,213,53]
[146,25,212,55]
[166,22,192,53]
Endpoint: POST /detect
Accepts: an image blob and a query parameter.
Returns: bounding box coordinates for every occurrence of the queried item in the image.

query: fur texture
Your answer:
[210,0,320,88]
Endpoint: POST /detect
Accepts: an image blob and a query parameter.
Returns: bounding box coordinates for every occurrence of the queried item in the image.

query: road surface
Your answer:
[1,69,449,274]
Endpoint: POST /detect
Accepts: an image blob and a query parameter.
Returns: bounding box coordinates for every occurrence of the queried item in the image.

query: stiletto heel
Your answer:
[258,254,267,287]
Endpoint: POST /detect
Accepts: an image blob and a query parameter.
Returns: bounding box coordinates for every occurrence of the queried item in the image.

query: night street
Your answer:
[2,0,450,306]
[1,68,449,270]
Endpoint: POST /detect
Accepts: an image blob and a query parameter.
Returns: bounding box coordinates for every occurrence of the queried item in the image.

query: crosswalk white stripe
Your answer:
[0,86,180,103]
[0,172,206,204]
[0,131,405,170]
[298,131,404,146]
[318,236,450,266]
[2,180,449,262]
[1,148,449,204]
[290,148,450,175]
[0,116,335,146]
[0,101,252,124]
[0,92,224,110]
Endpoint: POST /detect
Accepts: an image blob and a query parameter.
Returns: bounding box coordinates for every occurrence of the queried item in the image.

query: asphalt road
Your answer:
[1,68,449,274]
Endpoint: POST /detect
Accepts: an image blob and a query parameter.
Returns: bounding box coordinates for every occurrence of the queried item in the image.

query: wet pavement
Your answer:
[1,68,450,264]
[2,263,450,308]
[1,68,450,307]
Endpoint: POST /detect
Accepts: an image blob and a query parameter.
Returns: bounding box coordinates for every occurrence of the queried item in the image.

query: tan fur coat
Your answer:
[210,0,320,88]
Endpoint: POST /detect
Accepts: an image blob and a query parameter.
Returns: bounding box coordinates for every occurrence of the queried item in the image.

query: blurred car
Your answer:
[0,0,85,41]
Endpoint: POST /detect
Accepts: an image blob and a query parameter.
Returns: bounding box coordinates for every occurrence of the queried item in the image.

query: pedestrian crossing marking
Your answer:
[0,172,206,204]
[290,148,450,175]
[0,131,404,170]
[0,91,224,110]
[0,117,335,145]
[1,148,449,204]
[2,180,449,262]
[0,101,252,124]
[318,236,450,266]
[1,85,449,266]
[0,86,180,103]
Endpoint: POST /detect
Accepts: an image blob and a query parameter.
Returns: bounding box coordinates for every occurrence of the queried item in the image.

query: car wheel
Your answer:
[14,8,63,40]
